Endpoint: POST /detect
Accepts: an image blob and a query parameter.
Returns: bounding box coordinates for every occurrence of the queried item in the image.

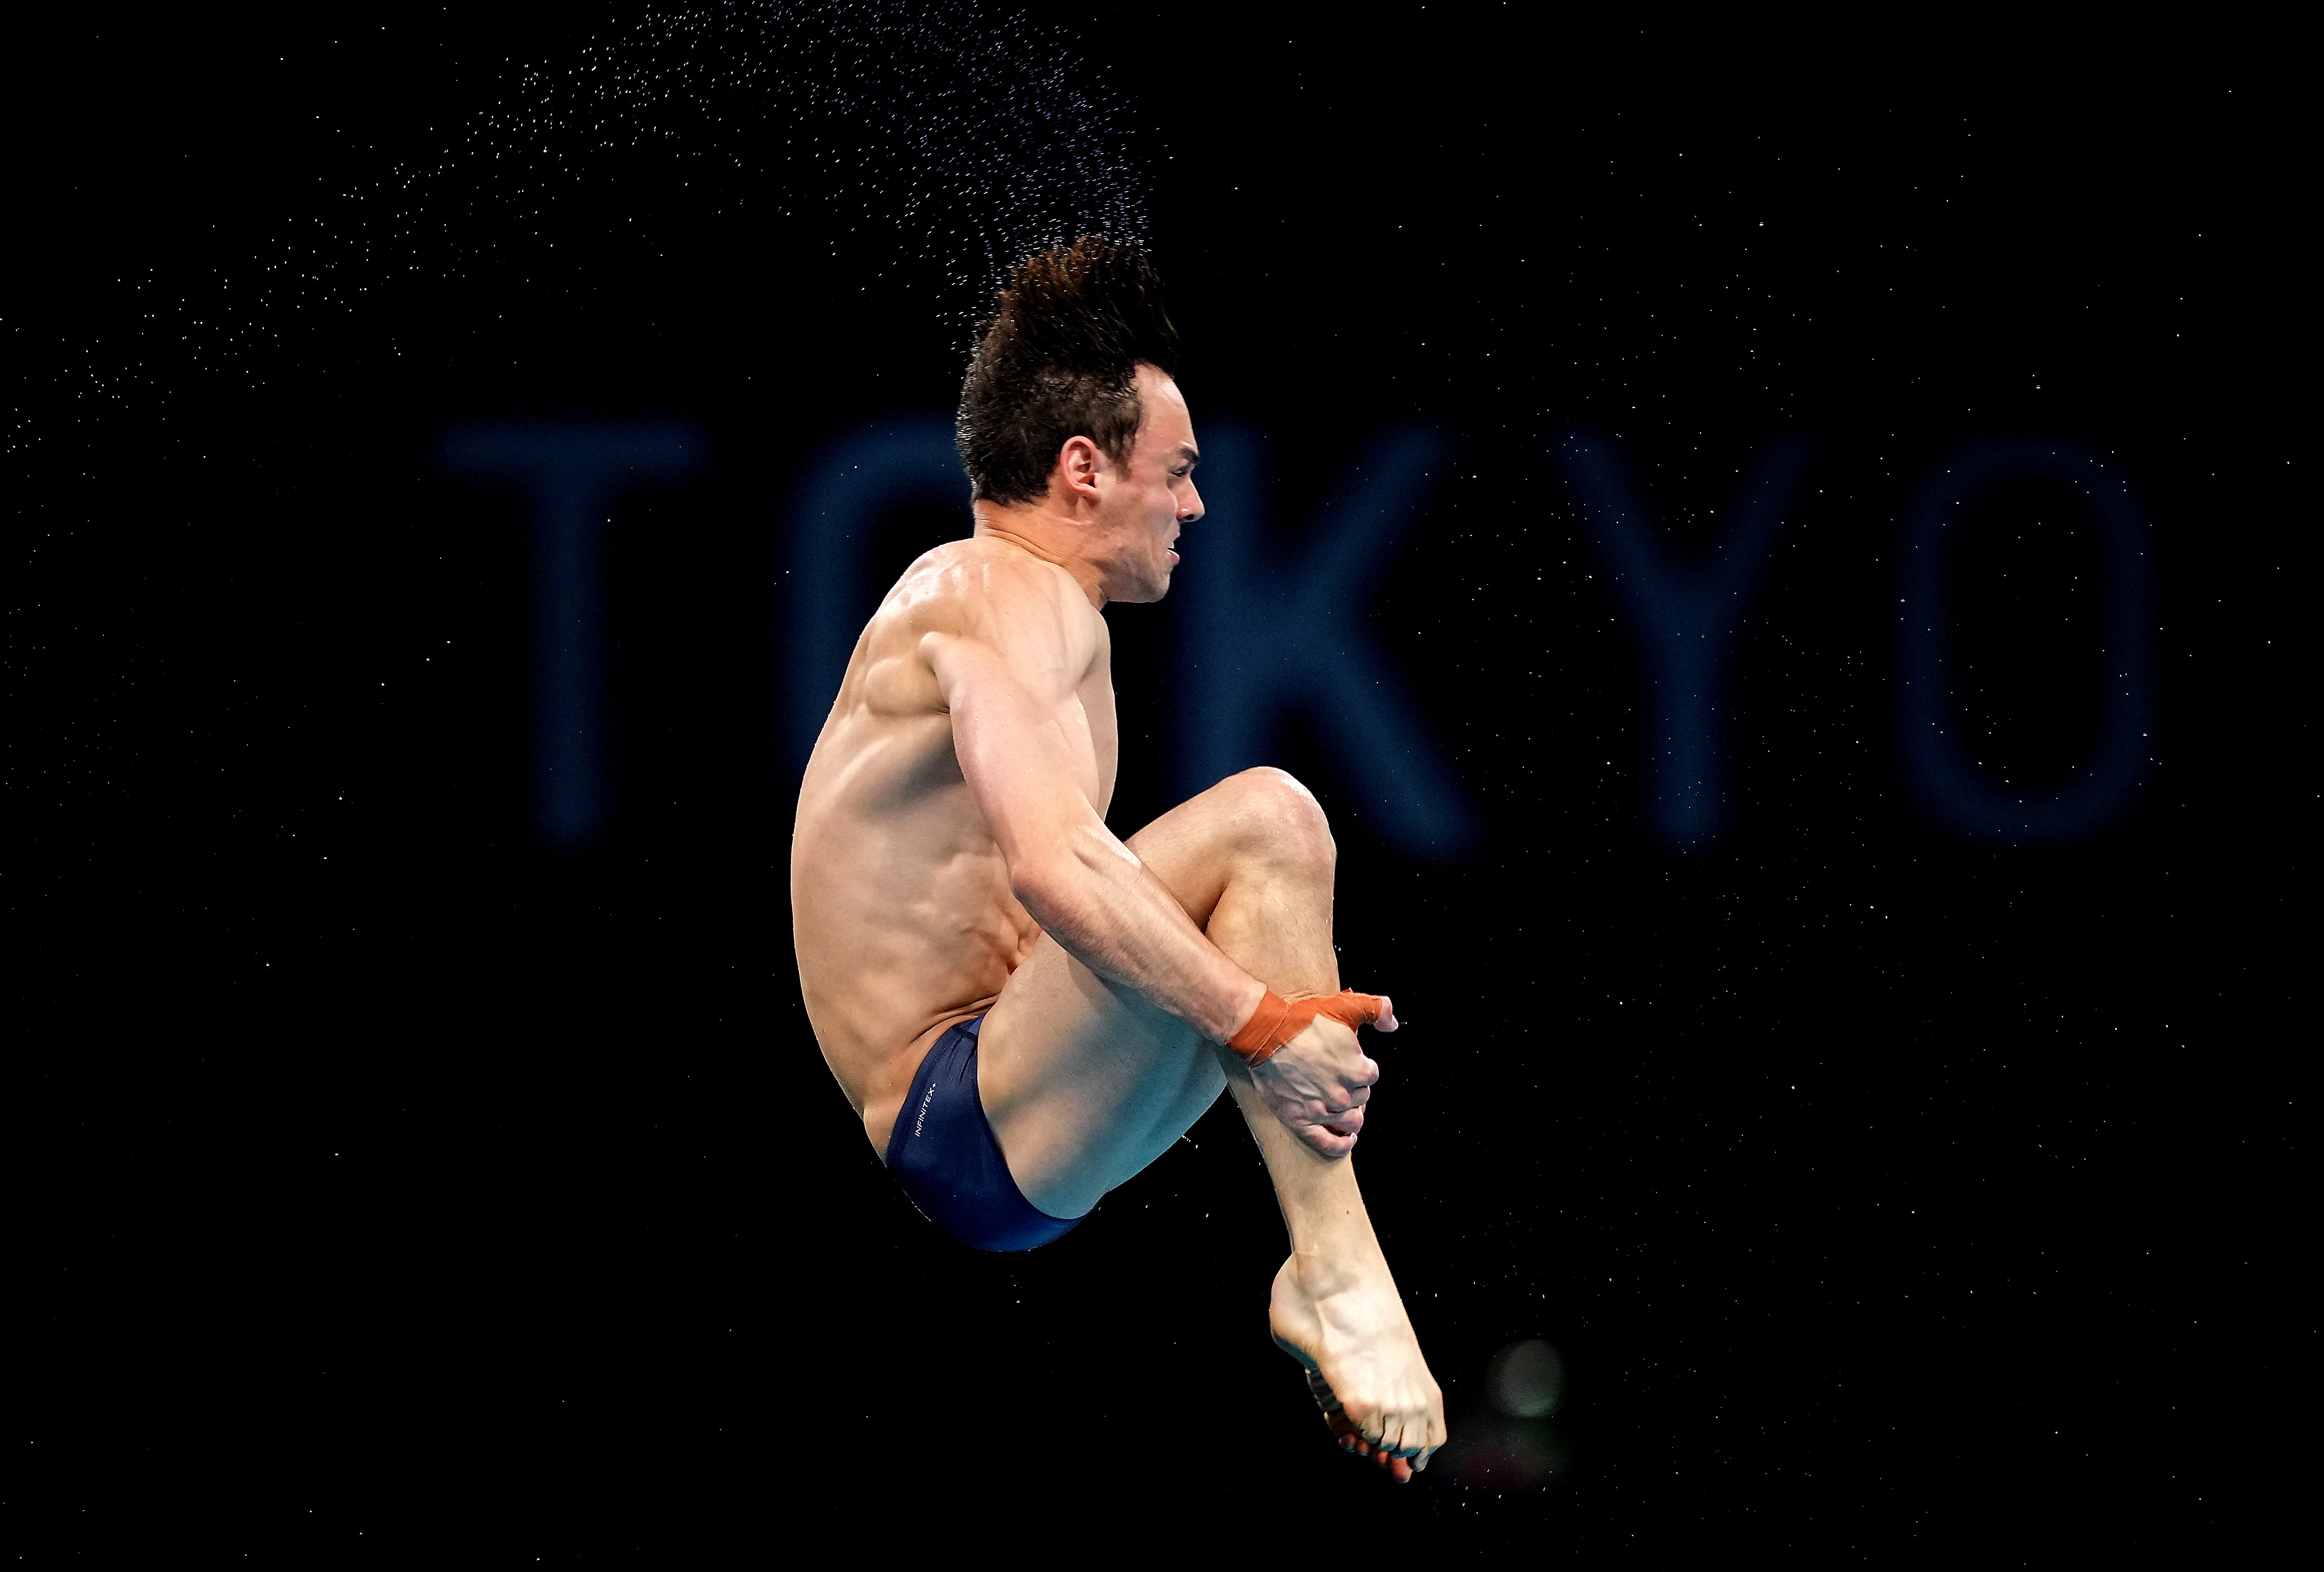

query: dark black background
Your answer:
[10,7,2294,1560]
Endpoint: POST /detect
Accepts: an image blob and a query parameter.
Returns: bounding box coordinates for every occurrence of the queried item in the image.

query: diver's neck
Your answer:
[971,504,1109,608]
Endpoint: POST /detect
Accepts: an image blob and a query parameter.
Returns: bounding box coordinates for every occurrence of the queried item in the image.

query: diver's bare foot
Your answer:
[1268,1253,1445,1482]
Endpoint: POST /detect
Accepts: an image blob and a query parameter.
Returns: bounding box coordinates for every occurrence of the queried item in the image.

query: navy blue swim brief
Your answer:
[885,1016,1083,1252]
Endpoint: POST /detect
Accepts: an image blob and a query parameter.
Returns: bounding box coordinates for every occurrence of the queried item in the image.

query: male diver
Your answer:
[791,238,1445,1478]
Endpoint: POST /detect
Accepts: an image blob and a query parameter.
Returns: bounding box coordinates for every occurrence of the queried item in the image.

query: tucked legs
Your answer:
[975,766,1444,1472]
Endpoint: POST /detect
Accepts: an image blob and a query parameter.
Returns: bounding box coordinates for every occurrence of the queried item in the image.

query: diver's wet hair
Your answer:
[957,237,1181,505]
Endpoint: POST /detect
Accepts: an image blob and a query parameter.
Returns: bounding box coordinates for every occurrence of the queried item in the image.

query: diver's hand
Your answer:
[1246,995,1398,1157]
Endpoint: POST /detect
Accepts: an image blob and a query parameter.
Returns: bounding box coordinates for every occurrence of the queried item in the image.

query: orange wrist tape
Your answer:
[1226,988,1387,1067]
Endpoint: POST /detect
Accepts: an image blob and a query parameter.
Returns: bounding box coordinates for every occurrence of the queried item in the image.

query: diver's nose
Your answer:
[1180,479,1204,523]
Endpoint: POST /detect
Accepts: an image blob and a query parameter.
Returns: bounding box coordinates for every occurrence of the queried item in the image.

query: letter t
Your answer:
[438,420,700,846]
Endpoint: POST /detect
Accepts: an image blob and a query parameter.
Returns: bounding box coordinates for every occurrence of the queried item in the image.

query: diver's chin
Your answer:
[1119,570,1170,606]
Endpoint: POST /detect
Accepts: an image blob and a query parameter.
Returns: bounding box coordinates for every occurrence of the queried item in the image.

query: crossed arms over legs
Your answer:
[930,569,1445,1473]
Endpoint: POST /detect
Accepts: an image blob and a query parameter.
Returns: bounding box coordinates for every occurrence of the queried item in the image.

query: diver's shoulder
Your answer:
[895,536,1087,621]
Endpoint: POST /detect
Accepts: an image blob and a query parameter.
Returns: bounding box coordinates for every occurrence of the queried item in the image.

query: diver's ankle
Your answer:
[1281,1242,1389,1302]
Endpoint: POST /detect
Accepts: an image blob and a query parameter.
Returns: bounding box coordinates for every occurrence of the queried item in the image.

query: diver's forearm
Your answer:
[1014,829,1265,1041]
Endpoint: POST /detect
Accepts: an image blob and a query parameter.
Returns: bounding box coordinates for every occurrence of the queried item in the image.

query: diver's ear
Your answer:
[1056,434,1104,504]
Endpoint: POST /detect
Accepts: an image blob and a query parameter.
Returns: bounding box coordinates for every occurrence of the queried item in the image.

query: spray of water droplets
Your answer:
[16,0,1154,444]
[394,2,1153,323]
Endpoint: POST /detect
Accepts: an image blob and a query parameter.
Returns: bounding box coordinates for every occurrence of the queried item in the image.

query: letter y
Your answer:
[1557,429,1810,848]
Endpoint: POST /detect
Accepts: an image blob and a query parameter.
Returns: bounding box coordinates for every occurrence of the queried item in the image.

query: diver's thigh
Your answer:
[978,931,1221,1215]
[976,780,1265,1210]
[978,774,1242,1110]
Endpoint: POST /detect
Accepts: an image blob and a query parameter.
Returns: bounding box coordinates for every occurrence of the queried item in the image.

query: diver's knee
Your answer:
[1227,766,1335,869]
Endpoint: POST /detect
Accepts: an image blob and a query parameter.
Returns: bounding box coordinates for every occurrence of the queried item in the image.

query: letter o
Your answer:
[1898,438,2154,842]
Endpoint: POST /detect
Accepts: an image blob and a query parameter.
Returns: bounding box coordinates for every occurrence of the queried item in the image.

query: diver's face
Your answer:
[1096,364,1203,604]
